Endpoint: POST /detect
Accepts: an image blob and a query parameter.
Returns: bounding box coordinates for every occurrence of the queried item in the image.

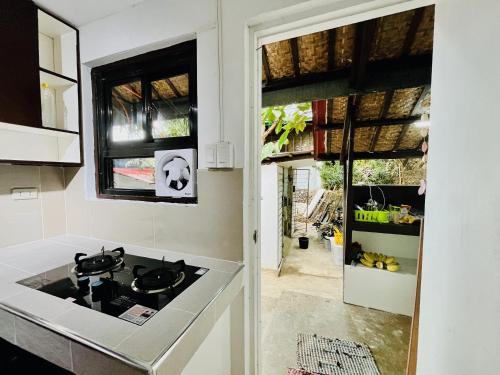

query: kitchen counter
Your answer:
[0,235,244,374]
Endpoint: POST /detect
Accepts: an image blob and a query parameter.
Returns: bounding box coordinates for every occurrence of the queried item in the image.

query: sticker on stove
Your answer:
[119,304,158,325]
[195,268,209,275]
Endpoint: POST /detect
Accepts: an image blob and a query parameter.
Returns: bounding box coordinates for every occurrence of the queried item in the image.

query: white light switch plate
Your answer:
[11,188,38,200]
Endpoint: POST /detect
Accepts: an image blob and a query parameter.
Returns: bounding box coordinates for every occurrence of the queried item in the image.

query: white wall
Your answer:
[69,0,245,261]
[418,0,500,373]
[79,0,220,171]
[0,166,66,247]
[260,164,280,270]
[73,0,313,261]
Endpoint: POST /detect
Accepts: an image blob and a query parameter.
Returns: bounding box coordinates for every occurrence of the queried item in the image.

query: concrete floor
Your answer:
[261,232,412,375]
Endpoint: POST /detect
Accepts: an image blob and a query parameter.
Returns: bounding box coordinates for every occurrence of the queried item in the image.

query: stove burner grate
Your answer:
[131,259,186,294]
[72,247,125,276]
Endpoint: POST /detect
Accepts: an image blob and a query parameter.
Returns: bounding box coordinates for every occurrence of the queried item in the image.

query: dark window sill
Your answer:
[97,192,197,204]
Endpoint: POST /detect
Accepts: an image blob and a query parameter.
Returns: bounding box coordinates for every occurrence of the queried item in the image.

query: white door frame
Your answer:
[242,1,435,373]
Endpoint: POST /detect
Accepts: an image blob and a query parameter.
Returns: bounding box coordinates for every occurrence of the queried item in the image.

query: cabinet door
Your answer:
[0,0,41,127]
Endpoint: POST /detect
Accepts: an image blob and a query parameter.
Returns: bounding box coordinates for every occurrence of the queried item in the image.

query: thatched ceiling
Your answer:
[262,6,434,83]
[263,5,434,162]
[111,74,189,105]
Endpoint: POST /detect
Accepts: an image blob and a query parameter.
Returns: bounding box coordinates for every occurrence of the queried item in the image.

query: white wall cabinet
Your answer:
[0,1,82,166]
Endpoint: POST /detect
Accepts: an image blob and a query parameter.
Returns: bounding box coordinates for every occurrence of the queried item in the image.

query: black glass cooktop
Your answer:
[17,252,208,325]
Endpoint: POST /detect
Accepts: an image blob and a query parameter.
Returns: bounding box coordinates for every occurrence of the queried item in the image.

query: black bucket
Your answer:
[298,236,309,249]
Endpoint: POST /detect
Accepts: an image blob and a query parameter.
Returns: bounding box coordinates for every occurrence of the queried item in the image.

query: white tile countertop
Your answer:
[0,235,244,374]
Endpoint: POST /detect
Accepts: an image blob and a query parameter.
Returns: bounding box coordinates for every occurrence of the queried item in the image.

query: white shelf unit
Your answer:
[0,122,80,164]
[38,9,79,133]
[344,257,417,316]
[343,231,420,316]
[38,10,77,80]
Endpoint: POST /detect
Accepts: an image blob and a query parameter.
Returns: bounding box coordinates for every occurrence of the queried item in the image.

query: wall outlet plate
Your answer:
[11,188,38,200]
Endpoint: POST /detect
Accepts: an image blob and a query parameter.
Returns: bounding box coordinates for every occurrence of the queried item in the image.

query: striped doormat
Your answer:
[288,333,380,375]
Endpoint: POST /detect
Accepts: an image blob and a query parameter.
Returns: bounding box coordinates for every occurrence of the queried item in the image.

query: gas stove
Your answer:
[16,248,208,325]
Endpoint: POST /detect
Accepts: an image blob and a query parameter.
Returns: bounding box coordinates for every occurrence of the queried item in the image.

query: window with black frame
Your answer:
[92,40,197,202]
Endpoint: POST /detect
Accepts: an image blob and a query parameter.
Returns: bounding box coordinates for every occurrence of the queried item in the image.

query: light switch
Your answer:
[216,141,234,168]
[11,188,38,200]
[205,143,217,168]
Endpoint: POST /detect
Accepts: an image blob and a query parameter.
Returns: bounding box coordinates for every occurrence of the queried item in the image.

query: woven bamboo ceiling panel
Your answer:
[356,92,386,120]
[373,125,403,152]
[328,129,343,153]
[398,126,422,150]
[265,40,294,79]
[298,31,329,74]
[370,11,414,61]
[354,127,376,152]
[262,5,434,82]
[328,96,348,123]
[386,87,423,118]
[321,84,430,155]
[113,81,142,103]
[113,74,189,105]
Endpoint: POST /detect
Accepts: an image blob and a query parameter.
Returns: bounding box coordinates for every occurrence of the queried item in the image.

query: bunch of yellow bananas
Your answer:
[359,251,400,272]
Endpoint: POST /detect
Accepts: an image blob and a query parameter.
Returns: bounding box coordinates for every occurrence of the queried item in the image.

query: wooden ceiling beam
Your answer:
[327,29,336,71]
[262,53,432,95]
[262,151,314,164]
[393,124,410,150]
[164,78,181,98]
[350,20,378,89]
[290,38,301,77]
[369,127,382,153]
[401,7,425,56]
[411,84,431,116]
[262,45,272,85]
[318,148,423,161]
[315,116,420,130]
[340,95,356,165]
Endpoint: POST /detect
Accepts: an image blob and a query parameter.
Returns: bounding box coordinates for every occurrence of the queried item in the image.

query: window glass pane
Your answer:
[111,81,144,142]
[112,158,155,190]
[150,74,190,138]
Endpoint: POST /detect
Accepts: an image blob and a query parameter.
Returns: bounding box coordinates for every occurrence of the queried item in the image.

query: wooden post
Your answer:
[343,103,355,266]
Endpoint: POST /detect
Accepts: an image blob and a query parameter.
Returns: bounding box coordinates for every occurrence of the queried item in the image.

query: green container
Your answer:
[354,210,390,223]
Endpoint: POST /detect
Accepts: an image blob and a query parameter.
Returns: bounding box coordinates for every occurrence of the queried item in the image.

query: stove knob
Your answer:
[91,280,105,301]
[77,277,90,293]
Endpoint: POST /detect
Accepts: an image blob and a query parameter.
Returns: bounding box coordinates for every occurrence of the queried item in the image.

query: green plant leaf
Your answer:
[261,142,279,160]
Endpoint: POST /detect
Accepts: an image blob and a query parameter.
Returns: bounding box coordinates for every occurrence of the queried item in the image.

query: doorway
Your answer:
[249,1,434,374]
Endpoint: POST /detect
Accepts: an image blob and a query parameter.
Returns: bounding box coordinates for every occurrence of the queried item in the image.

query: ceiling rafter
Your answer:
[313,116,420,130]
[319,149,423,161]
[393,83,429,151]
[327,29,336,71]
[401,7,425,56]
[164,78,181,98]
[393,124,410,150]
[290,37,301,77]
[411,84,431,116]
[350,19,378,89]
[340,95,356,164]
[262,54,432,94]
[262,45,272,85]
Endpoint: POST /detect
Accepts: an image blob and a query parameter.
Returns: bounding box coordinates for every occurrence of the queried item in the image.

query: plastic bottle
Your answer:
[41,82,56,127]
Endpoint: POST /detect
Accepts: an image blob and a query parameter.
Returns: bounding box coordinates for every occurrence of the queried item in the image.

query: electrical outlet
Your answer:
[11,188,38,200]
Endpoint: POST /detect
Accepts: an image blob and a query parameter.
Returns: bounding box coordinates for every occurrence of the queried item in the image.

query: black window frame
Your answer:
[92,40,197,203]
